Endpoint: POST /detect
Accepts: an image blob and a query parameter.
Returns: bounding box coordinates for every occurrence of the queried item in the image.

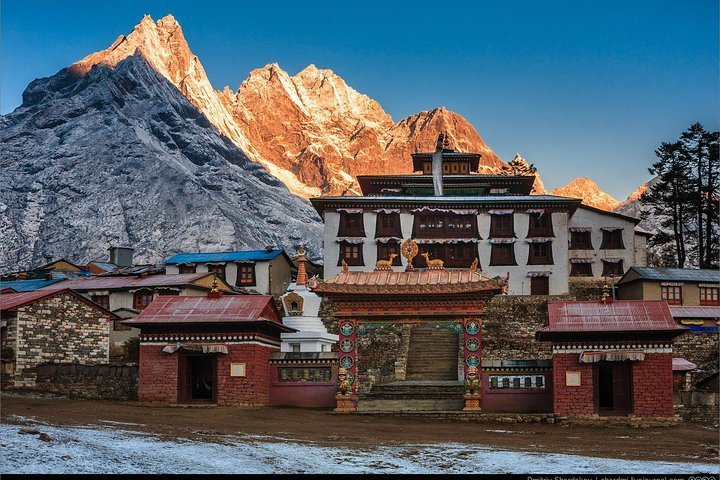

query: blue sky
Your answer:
[2,0,718,199]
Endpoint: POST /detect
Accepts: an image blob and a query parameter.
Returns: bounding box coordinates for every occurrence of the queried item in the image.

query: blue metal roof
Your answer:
[626,267,720,283]
[0,278,65,292]
[164,249,285,265]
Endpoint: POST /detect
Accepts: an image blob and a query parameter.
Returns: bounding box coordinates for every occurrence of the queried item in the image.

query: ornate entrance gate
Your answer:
[311,248,499,412]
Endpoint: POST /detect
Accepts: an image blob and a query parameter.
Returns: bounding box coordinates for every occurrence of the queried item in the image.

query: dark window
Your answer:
[489,243,517,266]
[376,242,402,266]
[412,214,477,238]
[237,264,256,286]
[338,242,364,266]
[178,264,196,274]
[375,213,402,238]
[90,295,110,310]
[1,326,8,346]
[133,291,154,311]
[527,213,554,237]
[570,230,593,249]
[338,212,365,237]
[600,229,625,249]
[527,242,554,265]
[661,285,682,305]
[207,264,226,282]
[700,287,719,306]
[530,276,549,295]
[570,262,594,277]
[601,260,624,277]
[489,214,514,238]
[411,243,477,268]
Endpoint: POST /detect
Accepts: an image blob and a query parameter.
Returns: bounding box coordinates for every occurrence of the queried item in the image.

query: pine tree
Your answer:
[640,141,694,267]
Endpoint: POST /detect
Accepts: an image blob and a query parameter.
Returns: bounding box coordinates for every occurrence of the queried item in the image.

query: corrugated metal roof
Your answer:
[0,289,119,318]
[670,306,720,319]
[622,267,720,283]
[123,295,282,325]
[540,300,685,333]
[0,278,66,292]
[312,268,501,295]
[672,358,698,371]
[39,273,216,291]
[165,249,284,264]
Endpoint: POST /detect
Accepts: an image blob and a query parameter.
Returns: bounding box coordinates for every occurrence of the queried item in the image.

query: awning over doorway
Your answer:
[162,343,229,354]
[579,350,645,363]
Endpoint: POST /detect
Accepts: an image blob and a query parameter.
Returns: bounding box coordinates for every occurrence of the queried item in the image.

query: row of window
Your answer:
[340,241,623,276]
[340,212,625,249]
[661,285,719,306]
[90,291,169,312]
[178,263,256,286]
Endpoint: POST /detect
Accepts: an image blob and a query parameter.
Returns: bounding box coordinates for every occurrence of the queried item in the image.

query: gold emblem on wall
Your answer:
[283,292,304,316]
[401,239,419,271]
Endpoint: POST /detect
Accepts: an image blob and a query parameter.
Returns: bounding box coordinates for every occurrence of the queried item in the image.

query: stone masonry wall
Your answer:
[356,323,404,396]
[673,331,719,373]
[14,293,110,387]
[483,295,573,360]
[568,280,607,301]
[29,363,137,400]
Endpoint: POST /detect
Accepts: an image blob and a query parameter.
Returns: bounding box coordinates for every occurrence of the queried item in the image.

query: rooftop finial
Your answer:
[296,245,308,286]
[435,132,445,151]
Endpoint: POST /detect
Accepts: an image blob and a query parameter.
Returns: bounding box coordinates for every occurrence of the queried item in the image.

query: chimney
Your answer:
[431,133,444,196]
[295,245,308,287]
[265,245,275,251]
[43,254,53,265]
[108,245,134,267]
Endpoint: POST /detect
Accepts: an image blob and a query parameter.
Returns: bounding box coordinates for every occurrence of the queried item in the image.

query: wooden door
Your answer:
[611,363,632,414]
[530,277,549,295]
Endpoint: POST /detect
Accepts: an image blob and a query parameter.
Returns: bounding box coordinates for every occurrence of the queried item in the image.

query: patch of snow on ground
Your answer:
[0,421,715,474]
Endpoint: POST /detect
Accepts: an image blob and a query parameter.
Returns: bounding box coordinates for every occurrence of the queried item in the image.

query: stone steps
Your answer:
[405,325,459,381]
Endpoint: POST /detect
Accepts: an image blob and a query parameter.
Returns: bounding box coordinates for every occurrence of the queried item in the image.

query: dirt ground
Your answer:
[1,394,717,464]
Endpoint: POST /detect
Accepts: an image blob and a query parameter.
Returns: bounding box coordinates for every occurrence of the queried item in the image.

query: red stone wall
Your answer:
[632,353,673,417]
[138,345,178,403]
[216,343,275,406]
[552,353,594,416]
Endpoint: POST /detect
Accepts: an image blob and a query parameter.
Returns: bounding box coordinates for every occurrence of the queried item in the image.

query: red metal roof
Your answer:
[540,300,686,334]
[312,268,501,295]
[123,294,282,325]
[39,273,224,291]
[0,288,119,318]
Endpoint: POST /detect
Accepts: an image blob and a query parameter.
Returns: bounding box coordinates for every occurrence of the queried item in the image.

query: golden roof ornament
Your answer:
[211,276,219,293]
[401,238,419,271]
[341,259,349,273]
[469,257,479,273]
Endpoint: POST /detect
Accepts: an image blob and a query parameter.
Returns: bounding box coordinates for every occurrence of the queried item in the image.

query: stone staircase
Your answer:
[358,381,465,412]
[405,324,460,381]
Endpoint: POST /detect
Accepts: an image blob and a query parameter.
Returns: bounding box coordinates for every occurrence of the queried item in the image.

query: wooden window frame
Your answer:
[338,212,365,237]
[489,214,515,238]
[376,241,402,266]
[700,287,720,306]
[569,231,593,250]
[90,295,110,310]
[489,243,517,266]
[530,276,550,295]
[412,213,477,238]
[661,285,683,305]
[527,213,554,237]
[600,229,625,249]
[236,264,256,287]
[178,264,196,274]
[527,242,554,265]
[338,242,364,266]
[375,213,402,238]
[133,290,154,311]
[411,243,478,268]
[601,259,624,277]
[570,262,594,277]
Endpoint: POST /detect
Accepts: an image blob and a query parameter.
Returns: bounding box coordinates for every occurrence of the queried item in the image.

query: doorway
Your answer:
[179,354,217,403]
[595,362,632,415]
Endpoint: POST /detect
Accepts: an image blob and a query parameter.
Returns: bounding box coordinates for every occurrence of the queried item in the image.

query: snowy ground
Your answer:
[0,417,716,474]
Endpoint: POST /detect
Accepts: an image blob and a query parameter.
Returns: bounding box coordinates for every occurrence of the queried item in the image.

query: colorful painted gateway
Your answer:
[311,247,501,412]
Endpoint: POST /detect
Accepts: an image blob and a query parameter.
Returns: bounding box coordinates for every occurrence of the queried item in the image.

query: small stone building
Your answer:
[0,289,118,388]
[537,299,687,418]
[124,290,294,405]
